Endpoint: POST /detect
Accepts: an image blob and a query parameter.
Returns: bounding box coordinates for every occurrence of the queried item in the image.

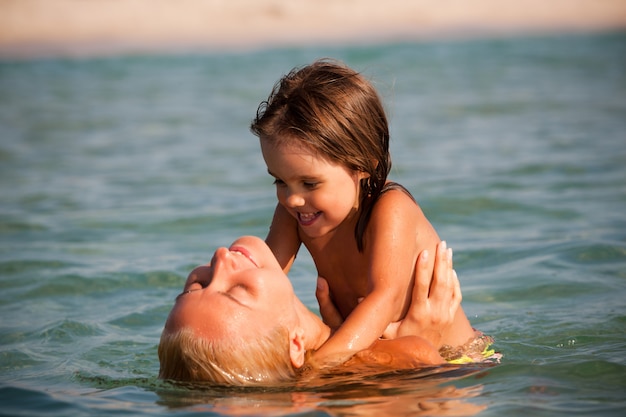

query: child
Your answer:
[250,59,477,367]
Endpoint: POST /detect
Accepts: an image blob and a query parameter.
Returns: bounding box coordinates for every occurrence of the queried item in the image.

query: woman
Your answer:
[158,236,490,385]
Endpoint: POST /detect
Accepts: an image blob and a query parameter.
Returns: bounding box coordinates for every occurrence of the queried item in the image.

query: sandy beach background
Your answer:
[1,0,626,58]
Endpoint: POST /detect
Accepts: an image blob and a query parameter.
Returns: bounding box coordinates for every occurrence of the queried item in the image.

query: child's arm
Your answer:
[312,190,429,365]
[312,287,407,366]
[368,189,474,348]
[317,241,466,350]
[265,203,301,273]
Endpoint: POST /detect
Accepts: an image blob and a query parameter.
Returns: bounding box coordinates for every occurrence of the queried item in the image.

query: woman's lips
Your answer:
[228,245,258,267]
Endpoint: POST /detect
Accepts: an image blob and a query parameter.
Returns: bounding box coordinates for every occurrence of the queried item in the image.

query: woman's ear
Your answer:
[289,328,305,368]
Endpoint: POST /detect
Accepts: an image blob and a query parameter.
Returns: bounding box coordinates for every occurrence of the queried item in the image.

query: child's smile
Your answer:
[297,211,321,226]
[260,139,368,239]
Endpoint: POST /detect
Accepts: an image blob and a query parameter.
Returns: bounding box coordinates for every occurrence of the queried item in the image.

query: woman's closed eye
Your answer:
[176,287,199,300]
[230,283,249,293]
[220,283,257,308]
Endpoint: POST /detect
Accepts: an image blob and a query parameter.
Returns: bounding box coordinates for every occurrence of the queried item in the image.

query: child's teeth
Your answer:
[300,213,315,221]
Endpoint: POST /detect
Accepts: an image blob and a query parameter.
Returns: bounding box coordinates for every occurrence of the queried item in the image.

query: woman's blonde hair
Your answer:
[158,326,297,386]
[251,59,392,252]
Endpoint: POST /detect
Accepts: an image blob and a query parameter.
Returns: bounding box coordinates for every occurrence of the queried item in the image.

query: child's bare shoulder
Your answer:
[368,184,436,243]
[372,184,422,217]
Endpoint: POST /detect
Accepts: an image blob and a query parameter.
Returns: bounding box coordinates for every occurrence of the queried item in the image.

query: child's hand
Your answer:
[392,241,462,348]
[316,277,344,333]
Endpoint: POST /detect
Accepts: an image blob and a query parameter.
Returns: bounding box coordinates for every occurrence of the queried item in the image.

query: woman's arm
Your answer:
[343,336,444,368]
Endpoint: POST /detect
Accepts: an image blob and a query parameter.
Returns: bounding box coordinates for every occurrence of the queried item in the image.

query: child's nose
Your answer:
[285,190,305,208]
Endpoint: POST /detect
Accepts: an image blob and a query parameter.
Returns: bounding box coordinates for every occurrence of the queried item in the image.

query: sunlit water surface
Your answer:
[1,32,625,416]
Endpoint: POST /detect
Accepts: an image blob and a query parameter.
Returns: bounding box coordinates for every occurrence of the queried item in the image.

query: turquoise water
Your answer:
[1,32,625,416]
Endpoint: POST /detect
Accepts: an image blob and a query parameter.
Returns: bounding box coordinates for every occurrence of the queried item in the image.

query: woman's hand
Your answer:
[386,241,462,348]
[316,276,344,333]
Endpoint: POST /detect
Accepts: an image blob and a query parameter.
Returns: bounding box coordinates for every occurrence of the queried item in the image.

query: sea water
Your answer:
[0,32,625,416]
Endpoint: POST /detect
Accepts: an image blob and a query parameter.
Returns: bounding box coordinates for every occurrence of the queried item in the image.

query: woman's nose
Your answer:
[209,247,234,278]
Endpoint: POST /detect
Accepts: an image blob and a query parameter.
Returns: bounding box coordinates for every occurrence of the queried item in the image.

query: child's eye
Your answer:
[304,181,319,189]
[272,178,286,186]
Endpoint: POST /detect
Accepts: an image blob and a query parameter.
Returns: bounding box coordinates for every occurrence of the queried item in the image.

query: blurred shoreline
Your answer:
[1,0,626,58]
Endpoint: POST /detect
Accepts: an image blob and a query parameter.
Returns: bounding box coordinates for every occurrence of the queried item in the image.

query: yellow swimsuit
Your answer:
[439,330,499,364]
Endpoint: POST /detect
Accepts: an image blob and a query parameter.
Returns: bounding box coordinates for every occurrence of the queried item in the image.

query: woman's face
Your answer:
[163,236,299,340]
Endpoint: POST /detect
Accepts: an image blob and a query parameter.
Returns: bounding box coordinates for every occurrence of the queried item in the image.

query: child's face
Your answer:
[261,139,369,239]
[163,236,299,340]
